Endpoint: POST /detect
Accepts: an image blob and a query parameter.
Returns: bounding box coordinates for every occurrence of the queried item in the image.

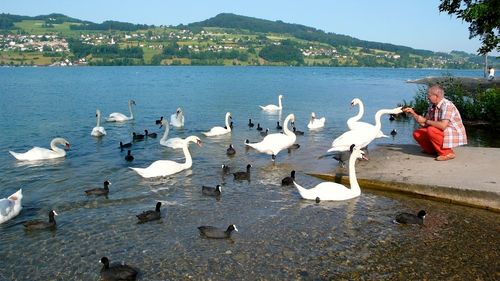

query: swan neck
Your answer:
[355,101,364,121]
[225,114,231,132]
[96,111,101,127]
[282,115,293,136]
[278,96,282,108]
[160,124,169,142]
[128,101,134,119]
[348,153,360,192]
[50,139,65,155]
[182,144,192,168]
[374,109,392,130]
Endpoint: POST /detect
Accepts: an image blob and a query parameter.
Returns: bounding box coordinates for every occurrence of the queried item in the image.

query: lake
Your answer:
[0,66,498,280]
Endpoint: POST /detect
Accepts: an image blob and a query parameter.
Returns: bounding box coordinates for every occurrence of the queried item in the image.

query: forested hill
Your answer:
[189,13,434,56]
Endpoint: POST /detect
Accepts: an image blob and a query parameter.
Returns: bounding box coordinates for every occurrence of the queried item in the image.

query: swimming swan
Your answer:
[106,100,136,122]
[307,112,326,129]
[0,189,22,224]
[203,112,232,137]
[347,98,387,138]
[91,109,107,137]
[328,107,402,152]
[130,135,202,178]
[259,94,283,111]
[159,120,184,149]
[170,107,185,127]
[9,138,71,161]
[294,145,366,201]
[245,113,296,161]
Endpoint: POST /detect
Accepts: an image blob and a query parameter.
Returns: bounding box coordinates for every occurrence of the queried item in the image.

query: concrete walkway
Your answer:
[309,144,500,212]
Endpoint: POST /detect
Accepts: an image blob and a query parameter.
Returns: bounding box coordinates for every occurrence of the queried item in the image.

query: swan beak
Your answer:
[197,140,203,147]
[65,143,71,150]
[362,155,369,161]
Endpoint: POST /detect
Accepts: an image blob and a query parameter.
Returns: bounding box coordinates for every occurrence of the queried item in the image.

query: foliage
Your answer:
[410,78,500,125]
[70,20,150,31]
[439,0,500,54]
[259,42,304,64]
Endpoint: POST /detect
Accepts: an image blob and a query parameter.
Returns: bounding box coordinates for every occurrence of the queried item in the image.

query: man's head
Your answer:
[427,85,444,105]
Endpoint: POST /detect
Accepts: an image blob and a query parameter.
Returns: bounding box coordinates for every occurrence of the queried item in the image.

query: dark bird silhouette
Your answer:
[136,202,162,223]
[226,144,236,156]
[221,164,230,175]
[293,126,304,135]
[202,185,222,197]
[100,256,138,281]
[233,164,251,181]
[248,118,254,128]
[125,150,134,161]
[132,132,145,141]
[155,116,163,125]
[394,210,426,225]
[23,210,58,230]
[281,170,296,186]
[85,180,111,196]
[256,123,263,131]
[287,143,300,153]
[144,129,157,138]
[390,129,397,138]
[389,114,395,121]
[276,121,283,130]
[198,224,238,239]
[119,141,132,150]
[260,128,269,137]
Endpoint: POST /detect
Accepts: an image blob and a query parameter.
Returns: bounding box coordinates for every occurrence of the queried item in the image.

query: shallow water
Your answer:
[0,66,498,280]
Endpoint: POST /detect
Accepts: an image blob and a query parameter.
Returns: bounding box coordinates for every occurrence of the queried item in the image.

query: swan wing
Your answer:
[246,133,294,155]
[0,189,22,224]
[106,112,129,122]
[9,147,65,161]
[91,126,107,137]
[308,117,325,129]
[203,126,229,137]
[259,104,280,111]
[170,113,184,127]
[130,160,184,178]
[329,128,376,152]
[164,138,185,149]
[294,181,358,201]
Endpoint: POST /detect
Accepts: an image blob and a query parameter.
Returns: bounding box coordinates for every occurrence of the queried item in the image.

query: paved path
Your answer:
[309,144,500,212]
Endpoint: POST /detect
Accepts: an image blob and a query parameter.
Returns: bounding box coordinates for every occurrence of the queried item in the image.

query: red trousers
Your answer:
[413,126,453,156]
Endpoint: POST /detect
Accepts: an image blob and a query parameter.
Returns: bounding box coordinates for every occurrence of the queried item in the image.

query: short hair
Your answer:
[428,84,444,98]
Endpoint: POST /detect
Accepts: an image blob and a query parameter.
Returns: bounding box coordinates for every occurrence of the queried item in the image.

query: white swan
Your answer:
[170,107,185,128]
[259,94,283,111]
[159,120,184,149]
[328,107,402,152]
[130,135,202,178]
[307,112,326,129]
[245,113,296,160]
[9,138,71,161]
[347,98,387,138]
[106,100,136,122]
[0,189,22,224]
[91,109,107,137]
[294,145,366,201]
[203,112,232,137]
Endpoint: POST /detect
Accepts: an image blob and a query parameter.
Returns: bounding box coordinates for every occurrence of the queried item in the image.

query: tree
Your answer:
[439,0,499,54]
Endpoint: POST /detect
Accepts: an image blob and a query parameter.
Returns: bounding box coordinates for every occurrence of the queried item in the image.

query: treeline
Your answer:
[258,40,303,64]
[0,13,87,29]
[151,42,248,65]
[70,20,151,31]
[68,39,143,59]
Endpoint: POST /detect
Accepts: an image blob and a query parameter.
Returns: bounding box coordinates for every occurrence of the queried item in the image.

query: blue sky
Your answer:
[1,0,491,55]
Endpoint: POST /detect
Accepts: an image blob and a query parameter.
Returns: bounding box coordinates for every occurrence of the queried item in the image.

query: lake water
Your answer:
[0,66,498,280]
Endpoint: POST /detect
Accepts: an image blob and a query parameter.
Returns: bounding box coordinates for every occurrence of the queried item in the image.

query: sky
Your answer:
[1,0,493,55]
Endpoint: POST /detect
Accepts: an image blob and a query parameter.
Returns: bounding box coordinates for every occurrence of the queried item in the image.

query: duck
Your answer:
[260,128,269,137]
[203,112,232,136]
[99,256,138,281]
[328,107,402,152]
[170,107,185,128]
[132,132,145,141]
[281,170,295,186]
[125,150,134,161]
[143,129,156,138]
[159,120,184,149]
[276,121,283,130]
[390,129,397,137]
[119,141,132,150]
[294,145,367,201]
[106,100,136,122]
[23,210,58,230]
[198,224,238,239]
[233,164,252,181]
[307,112,326,129]
[91,109,107,137]
[347,98,388,138]
[245,114,297,161]
[287,143,300,153]
[394,210,426,225]
[9,138,70,161]
[85,180,111,196]
[155,116,163,125]
[256,123,263,131]
[0,189,23,224]
[292,124,304,136]
[130,136,202,178]
[202,185,222,197]
[248,118,254,128]
[136,202,162,223]
[221,164,230,175]
[259,94,283,111]
[226,144,236,156]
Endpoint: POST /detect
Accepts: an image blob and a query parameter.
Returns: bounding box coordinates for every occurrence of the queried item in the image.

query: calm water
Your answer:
[0,66,498,280]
